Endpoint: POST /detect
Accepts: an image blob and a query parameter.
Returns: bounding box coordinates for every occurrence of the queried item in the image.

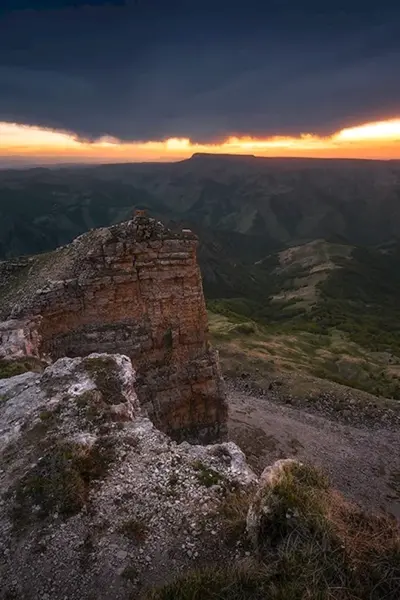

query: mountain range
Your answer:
[2,153,400,399]
[2,153,400,253]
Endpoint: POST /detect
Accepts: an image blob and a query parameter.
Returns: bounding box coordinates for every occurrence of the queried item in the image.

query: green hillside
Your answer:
[208,240,400,400]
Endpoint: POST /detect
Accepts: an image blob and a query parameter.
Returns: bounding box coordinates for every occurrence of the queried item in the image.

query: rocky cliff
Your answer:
[0,354,254,600]
[0,215,227,442]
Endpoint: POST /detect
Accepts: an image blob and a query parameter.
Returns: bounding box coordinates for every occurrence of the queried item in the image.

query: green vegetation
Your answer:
[73,388,120,431]
[2,159,400,400]
[207,242,400,401]
[84,356,126,405]
[163,327,173,349]
[2,156,399,261]
[314,245,400,355]
[209,309,400,401]
[0,357,44,379]
[144,462,400,600]
[9,437,116,530]
[38,409,58,424]
[210,244,400,359]
[192,460,225,488]
[122,565,139,583]
[218,488,254,545]
[253,462,330,552]
[0,171,164,259]
[144,564,269,600]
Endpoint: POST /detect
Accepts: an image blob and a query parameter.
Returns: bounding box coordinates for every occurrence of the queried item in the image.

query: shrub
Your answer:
[84,356,125,405]
[143,564,269,600]
[143,462,400,600]
[218,488,253,545]
[232,322,256,335]
[9,437,116,530]
[163,327,173,349]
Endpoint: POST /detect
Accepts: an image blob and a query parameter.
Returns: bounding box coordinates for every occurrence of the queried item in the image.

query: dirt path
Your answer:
[227,385,400,519]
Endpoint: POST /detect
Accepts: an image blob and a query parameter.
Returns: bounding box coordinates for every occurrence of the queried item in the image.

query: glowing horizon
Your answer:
[1,118,400,163]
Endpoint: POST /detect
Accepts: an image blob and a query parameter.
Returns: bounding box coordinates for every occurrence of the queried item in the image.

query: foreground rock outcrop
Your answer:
[0,215,227,442]
[1,356,399,600]
[149,457,400,600]
[0,354,254,600]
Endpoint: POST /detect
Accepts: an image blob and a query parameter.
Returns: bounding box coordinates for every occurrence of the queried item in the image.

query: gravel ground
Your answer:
[227,381,400,520]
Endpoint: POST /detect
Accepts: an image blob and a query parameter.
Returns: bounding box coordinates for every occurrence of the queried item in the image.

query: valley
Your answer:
[1,154,400,403]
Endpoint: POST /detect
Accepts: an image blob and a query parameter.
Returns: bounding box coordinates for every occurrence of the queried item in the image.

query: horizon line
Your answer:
[1,117,400,163]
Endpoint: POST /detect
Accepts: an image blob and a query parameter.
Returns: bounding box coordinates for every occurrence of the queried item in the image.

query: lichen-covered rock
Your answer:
[0,355,255,600]
[0,216,227,443]
[0,353,139,455]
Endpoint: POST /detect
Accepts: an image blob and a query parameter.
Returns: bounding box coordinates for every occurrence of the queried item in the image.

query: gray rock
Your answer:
[0,354,257,600]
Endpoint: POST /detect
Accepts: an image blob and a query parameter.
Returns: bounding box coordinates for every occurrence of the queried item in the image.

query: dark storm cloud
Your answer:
[0,0,399,142]
[0,0,123,11]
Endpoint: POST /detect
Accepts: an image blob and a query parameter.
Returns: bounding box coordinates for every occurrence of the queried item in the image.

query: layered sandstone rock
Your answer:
[0,216,227,442]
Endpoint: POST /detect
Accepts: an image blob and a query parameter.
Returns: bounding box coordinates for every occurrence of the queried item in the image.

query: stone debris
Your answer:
[226,375,400,430]
[0,354,256,600]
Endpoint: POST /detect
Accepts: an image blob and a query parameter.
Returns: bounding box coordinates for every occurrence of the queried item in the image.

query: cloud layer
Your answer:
[0,1,399,143]
[2,118,400,165]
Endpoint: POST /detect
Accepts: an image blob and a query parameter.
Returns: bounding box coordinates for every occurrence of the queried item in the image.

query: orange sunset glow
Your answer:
[1,118,400,164]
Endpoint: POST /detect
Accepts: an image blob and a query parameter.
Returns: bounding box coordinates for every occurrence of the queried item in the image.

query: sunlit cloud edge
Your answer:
[1,118,400,162]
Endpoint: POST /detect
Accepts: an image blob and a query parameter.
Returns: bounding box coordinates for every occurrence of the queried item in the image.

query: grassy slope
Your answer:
[209,311,400,401]
[208,241,400,401]
[144,461,400,600]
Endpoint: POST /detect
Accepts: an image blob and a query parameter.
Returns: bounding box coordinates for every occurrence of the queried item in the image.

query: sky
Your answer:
[0,0,399,164]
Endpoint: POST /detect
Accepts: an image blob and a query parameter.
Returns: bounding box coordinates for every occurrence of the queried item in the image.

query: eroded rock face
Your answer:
[0,216,227,442]
[0,355,255,600]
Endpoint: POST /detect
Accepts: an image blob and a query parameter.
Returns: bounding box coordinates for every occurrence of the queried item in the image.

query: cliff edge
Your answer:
[0,215,227,442]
